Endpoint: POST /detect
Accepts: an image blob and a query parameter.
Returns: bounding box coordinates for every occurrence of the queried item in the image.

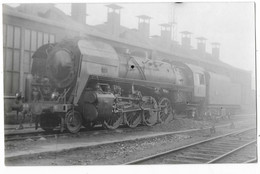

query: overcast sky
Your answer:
[55,3,255,73]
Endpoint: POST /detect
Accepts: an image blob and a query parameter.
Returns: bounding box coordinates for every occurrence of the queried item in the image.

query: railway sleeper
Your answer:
[162,159,191,164]
[206,144,245,150]
[174,155,211,162]
[210,142,246,147]
[189,150,224,156]
[178,152,219,159]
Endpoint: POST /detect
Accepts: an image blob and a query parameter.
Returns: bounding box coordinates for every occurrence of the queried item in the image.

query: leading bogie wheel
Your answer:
[65,110,82,133]
[103,113,123,129]
[158,97,174,124]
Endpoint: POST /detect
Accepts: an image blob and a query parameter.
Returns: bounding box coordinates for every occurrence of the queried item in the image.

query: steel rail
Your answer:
[5,114,255,142]
[123,127,255,165]
[207,140,256,163]
[2,120,236,142]
[5,124,203,142]
[5,131,63,141]
[243,158,257,163]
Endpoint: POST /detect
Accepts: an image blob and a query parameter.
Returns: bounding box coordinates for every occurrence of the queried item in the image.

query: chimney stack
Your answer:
[71,3,87,24]
[160,23,172,43]
[137,15,151,38]
[180,31,192,48]
[105,4,123,36]
[212,42,220,59]
[196,37,207,53]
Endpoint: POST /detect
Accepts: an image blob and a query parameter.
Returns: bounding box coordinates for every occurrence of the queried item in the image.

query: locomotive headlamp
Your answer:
[15,92,22,100]
[51,91,59,100]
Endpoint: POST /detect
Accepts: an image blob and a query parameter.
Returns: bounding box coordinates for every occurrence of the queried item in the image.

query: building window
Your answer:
[31,31,37,51]
[3,24,21,95]
[25,29,30,50]
[23,29,56,76]
[3,24,6,46]
[37,32,43,48]
[43,33,49,44]
[6,25,14,48]
[14,27,21,49]
[3,24,56,95]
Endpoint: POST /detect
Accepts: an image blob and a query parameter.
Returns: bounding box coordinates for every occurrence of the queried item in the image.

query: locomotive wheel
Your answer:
[158,97,174,124]
[142,96,158,126]
[124,111,142,128]
[103,113,123,129]
[65,110,82,133]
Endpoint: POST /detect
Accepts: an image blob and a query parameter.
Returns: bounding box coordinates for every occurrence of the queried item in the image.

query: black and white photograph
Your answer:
[1,0,258,171]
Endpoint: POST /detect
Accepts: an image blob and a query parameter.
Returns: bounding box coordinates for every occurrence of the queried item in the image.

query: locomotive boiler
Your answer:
[28,37,241,133]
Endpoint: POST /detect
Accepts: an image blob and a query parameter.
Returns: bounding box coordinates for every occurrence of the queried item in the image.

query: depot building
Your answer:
[3,4,254,114]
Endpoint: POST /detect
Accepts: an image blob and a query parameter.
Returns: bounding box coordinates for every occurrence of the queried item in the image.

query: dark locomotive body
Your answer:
[27,37,242,133]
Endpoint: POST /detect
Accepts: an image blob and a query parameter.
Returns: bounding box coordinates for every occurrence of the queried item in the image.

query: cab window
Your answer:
[195,73,205,85]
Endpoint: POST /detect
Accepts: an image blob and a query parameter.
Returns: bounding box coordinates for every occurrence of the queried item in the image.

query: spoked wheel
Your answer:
[103,113,123,129]
[65,110,82,133]
[124,111,142,128]
[142,96,158,126]
[158,97,174,124]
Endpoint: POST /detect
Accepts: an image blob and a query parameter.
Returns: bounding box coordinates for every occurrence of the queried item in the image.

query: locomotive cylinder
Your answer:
[83,91,115,121]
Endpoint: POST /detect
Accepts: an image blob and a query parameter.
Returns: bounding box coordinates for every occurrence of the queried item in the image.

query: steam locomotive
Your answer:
[26,37,241,133]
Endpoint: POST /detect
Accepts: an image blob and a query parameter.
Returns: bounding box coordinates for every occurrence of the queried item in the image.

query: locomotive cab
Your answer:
[186,64,206,101]
[184,64,207,119]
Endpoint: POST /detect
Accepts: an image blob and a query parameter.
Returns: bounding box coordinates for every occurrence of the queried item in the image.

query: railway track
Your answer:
[5,130,61,141]
[5,113,255,142]
[4,126,105,142]
[123,127,256,164]
[5,118,256,165]
[5,114,255,142]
